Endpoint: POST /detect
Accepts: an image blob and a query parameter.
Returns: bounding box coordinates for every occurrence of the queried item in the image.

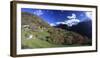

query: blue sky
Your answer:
[21,8,92,26]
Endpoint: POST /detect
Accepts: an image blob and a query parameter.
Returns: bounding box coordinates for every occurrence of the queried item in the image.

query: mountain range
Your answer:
[54,20,92,39]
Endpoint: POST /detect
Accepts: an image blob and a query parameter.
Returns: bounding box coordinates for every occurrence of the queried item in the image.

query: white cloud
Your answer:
[50,23,56,26]
[85,12,92,19]
[56,13,80,27]
[67,13,76,19]
[34,10,43,16]
[65,18,80,27]
[54,19,80,27]
[49,13,80,27]
[56,22,65,25]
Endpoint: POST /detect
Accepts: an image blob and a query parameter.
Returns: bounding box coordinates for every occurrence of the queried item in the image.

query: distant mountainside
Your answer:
[55,20,92,39]
[21,12,91,49]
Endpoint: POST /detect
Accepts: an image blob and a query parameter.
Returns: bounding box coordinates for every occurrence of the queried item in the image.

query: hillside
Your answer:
[21,12,91,49]
[55,20,92,39]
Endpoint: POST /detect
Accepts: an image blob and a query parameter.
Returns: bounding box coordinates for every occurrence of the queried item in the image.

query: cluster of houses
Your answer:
[22,24,47,40]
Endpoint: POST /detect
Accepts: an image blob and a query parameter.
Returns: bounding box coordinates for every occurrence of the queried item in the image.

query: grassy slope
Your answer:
[22,38,56,48]
[21,28,57,49]
[21,29,73,49]
[21,30,90,49]
[21,29,87,49]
